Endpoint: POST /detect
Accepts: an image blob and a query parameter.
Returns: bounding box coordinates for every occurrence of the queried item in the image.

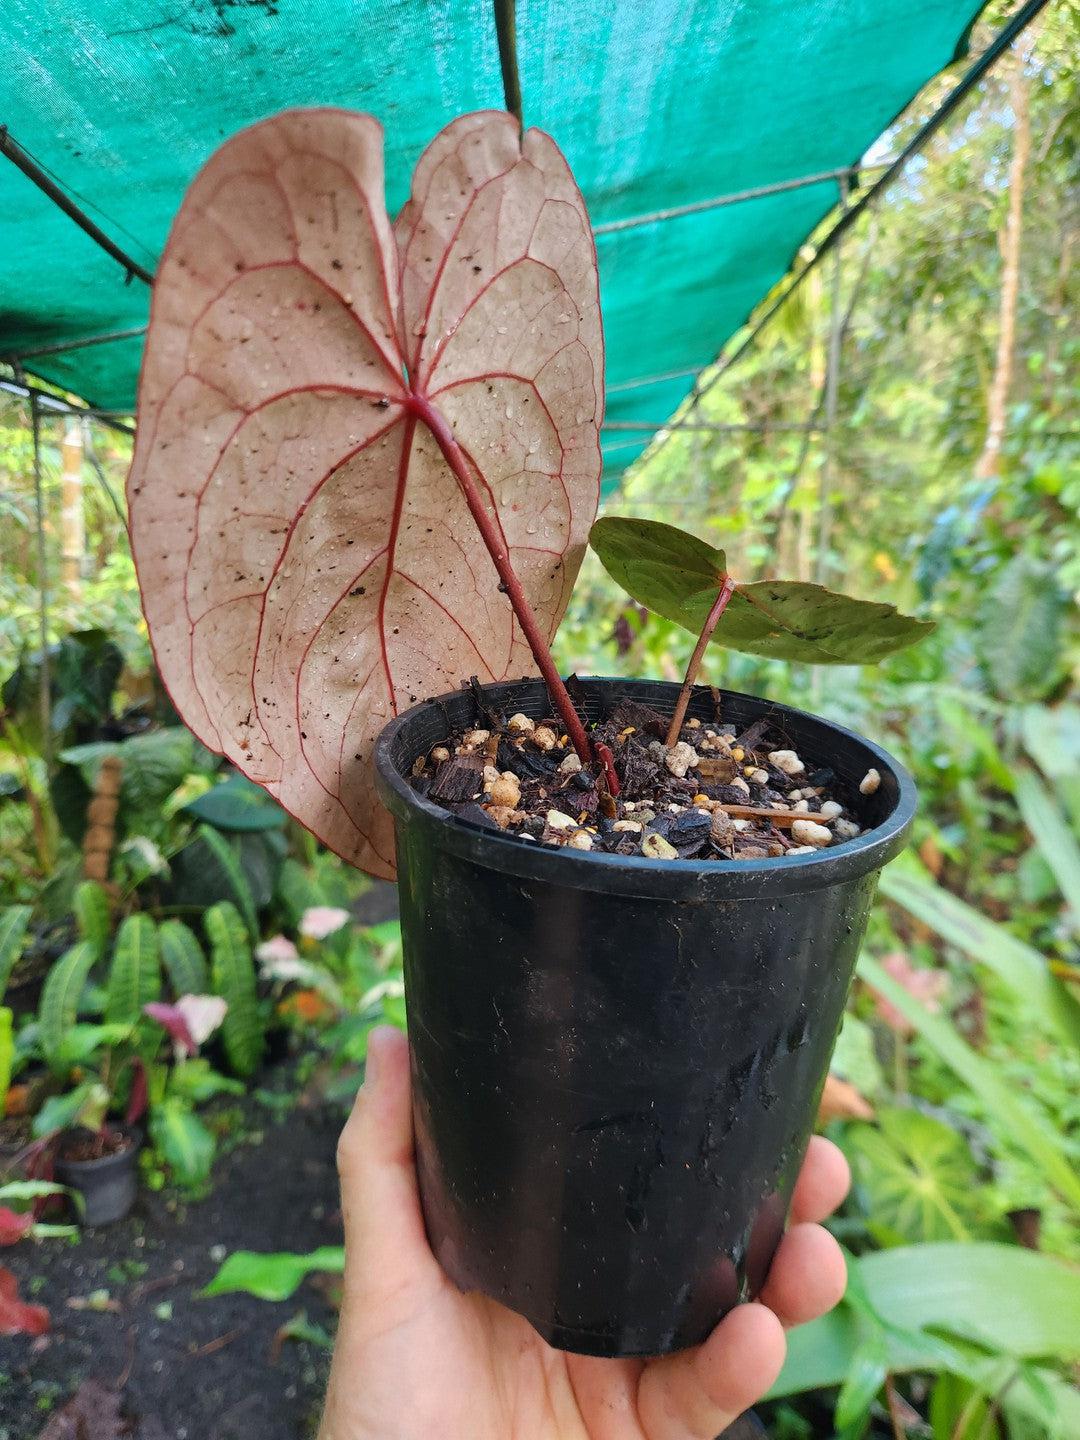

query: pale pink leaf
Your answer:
[129,109,603,878]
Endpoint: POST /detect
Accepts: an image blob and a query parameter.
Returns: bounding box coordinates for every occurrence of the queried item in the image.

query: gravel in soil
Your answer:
[410,695,874,862]
[0,1065,345,1440]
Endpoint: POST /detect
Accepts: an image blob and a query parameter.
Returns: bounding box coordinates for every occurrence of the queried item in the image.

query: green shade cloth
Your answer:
[1,0,984,480]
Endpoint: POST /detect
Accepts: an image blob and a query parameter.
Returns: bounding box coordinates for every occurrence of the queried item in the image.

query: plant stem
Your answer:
[665,575,736,747]
[409,394,616,788]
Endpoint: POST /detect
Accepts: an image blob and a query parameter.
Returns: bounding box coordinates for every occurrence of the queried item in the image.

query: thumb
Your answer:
[335,1026,440,1309]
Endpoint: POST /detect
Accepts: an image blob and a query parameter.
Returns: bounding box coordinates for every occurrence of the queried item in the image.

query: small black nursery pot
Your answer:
[55,1127,141,1227]
[374,678,915,1358]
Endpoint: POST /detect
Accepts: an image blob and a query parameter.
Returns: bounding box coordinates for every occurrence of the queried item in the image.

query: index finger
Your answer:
[789,1136,850,1224]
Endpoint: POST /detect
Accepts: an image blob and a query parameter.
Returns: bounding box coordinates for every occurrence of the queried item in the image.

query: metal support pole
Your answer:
[61,418,85,600]
[0,125,153,286]
[29,392,52,764]
[815,175,848,587]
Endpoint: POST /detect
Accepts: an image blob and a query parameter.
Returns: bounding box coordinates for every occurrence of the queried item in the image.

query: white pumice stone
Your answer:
[612,819,642,834]
[748,767,770,786]
[787,789,803,802]
[687,717,701,728]
[558,752,582,774]
[793,799,811,813]
[566,830,593,851]
[820,800,843,820]
[546,809,576,831]
[664,741,699,778]
[731,776,751,797]
[462,729,490,747]
[488,774,520,809]
[834,818,862,840]
[860,767,881,795]
[482,764,501,786]
[786,845,817,856]
[622,801,637,811]
[507,713,535,733]
[732,818,750,831]
[768,749,805,776]
[532,726,558,751]
[791,819,832,848]
[430,746,450,764]
[642,832,679,860]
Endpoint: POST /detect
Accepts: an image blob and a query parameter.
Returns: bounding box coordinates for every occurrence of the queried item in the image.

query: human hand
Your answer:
[319,1026,849,1440]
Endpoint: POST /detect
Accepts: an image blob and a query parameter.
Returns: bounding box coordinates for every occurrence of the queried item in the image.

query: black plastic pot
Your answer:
[55,1128,141,1227]
[374,678,915,1357]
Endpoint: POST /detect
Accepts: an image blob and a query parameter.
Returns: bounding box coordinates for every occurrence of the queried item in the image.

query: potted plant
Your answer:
[127,108,931,1354]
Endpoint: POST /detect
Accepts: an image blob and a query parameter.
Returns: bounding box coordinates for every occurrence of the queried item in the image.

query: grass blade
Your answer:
[858,953,1080,1210]
[878,862,1080,1048]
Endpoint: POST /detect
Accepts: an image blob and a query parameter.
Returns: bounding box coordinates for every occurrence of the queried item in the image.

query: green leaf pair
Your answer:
[590,517,934,664]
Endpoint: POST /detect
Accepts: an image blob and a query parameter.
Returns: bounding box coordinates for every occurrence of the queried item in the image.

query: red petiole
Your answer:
[664,574,737,748]
[409,394,621,795]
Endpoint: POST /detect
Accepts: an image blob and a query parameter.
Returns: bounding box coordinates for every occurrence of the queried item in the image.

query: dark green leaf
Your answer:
[773,1244,1080,1436]
[168,826,258,938]
[54,1023,132,1066]
[39,941,98,1074]
[274,1309,334,1351]
[834,1332,889,1431]
[1014,767,1080,918]
[726,580,936,664]
[1022,702,1080,778]
[150,1098,215,1186]
[845,1108,988,1245]
[879,860,1080,1049]
[0,905,32,1004]
[206,902,264,1077]
[73,881,111,959]
[158,920,208,996]
[105,915,161,1026]
[237,831,285,911]
[858,954,1080,1208]
[182,773,286,832]
[32,1080,109,1138]
[589,516,933,663]
[590,516,727,623]
[61,728,196,825]
[168,1058,244,1104]
[975,556,1065,702]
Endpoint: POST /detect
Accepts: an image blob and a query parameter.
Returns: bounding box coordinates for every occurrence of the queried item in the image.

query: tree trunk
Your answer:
[974,51,1032,481]
[788,267,826,581]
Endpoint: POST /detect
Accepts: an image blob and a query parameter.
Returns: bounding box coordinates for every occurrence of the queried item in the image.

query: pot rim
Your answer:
[375,677,916,901]
[55,1126,142,1173]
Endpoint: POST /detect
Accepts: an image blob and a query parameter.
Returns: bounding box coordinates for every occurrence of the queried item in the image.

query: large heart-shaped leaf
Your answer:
[590,517,934,664]
[129,110,603,878]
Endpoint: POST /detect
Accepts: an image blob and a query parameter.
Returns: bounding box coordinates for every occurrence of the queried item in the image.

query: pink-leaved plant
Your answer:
[128,110,603,879]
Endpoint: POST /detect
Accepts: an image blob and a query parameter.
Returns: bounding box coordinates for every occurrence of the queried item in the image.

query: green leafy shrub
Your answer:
[206,901,264,1077]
